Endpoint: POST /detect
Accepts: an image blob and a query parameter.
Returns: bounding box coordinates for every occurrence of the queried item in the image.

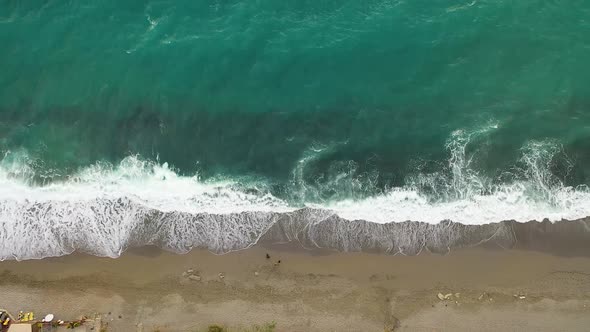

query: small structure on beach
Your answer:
[6,324,33,332]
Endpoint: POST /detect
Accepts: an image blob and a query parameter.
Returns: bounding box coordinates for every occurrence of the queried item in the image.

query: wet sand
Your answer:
[1,245,590,331]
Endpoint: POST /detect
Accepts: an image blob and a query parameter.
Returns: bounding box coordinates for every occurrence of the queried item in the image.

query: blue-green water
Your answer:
[1,1,590,259]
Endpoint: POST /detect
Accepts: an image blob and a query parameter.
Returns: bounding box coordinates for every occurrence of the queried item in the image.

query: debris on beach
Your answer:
[182,268,202,282]
[513,293,526,300]
[182,268,195,277]
[14,311,35,322]
[254,271,259,276]
[0,309,99,331]
[478,292,487,301]
[41,314,54,322]
[188,275,201,281]
[437,293,455,301]
[0,310,12,327]
[218,272,225,279]
[266,253,271,259]
[66,320,84,329]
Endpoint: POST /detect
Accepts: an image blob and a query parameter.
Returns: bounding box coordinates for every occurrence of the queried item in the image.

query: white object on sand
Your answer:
[42,314,54,322]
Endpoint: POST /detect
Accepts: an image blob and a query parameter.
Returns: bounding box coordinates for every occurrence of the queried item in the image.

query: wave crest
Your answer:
[2,127,590,260]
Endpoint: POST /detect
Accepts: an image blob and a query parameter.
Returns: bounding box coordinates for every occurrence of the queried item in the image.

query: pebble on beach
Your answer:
[188,275,201,281]
[182,268,202,282]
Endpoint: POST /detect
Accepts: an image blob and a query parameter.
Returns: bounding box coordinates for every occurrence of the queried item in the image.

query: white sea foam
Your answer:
[1,132,589,225]
[323,184,590,224]
[0,155,290,214]
[324,128,590,224]
[1,128,590,260]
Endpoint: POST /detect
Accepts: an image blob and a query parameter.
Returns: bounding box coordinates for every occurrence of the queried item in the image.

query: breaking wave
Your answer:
[1,126,590,260]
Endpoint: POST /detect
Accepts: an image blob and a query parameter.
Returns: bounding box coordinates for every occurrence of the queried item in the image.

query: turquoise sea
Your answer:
[1,0,590,259]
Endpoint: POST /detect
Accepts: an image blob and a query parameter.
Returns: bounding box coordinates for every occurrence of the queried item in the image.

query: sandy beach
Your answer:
[1,244,590,331]
[3,1,590,331]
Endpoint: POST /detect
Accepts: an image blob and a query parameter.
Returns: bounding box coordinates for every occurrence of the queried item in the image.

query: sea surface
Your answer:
[1,0,590,259]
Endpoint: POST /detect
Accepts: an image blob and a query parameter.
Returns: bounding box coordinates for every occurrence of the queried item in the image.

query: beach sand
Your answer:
[1,244,590,331]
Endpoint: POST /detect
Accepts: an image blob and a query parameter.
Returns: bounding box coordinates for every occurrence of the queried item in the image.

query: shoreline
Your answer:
[2,210,590,261]
[1,244,590,331]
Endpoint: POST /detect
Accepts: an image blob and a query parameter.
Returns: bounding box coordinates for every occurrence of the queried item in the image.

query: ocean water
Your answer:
[1,0,590,259]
